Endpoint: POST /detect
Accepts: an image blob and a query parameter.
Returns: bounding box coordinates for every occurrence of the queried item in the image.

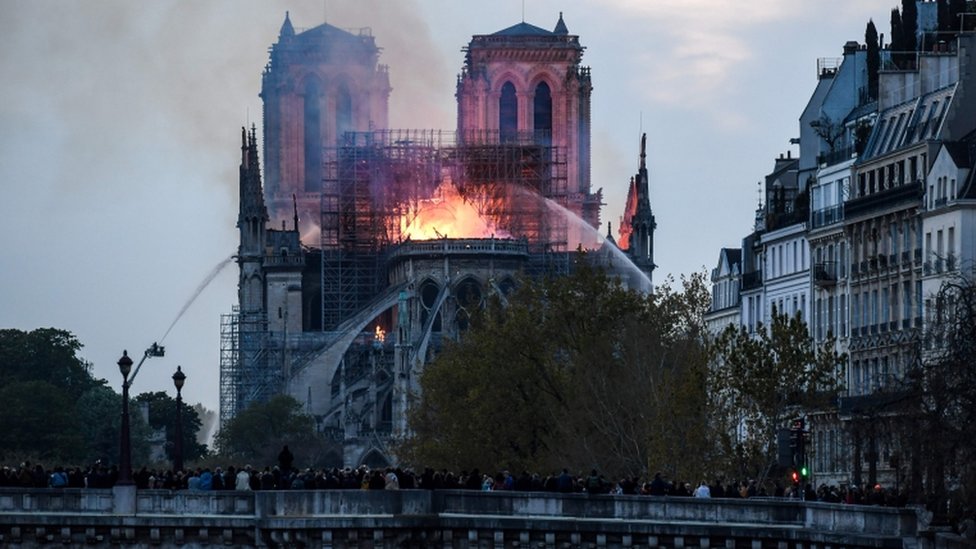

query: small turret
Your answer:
[279,11,295,39]
[554,12,569,35]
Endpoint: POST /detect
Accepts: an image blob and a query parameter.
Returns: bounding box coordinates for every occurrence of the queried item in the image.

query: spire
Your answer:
[640,132,647,171]
[292,193,299,232]
[239,125,268,228]
[279,11,295,39]
[554,11,569,35]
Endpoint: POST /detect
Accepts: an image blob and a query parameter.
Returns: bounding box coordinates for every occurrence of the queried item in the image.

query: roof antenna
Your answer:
[324,0,328,23]
[521,0,525,22]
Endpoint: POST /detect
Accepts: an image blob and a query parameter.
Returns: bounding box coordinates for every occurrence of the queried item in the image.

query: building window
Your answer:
[303,78,322,192]
[499,81,518,142]
[336,85,353,139]
[533,81,552,139]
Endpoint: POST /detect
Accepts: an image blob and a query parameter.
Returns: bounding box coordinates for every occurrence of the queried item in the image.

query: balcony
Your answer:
[933,197,948,209]
[813,261,838,287]
[817,145,857,167]
[811,205,844,229]
[845,181,923,220]
[742,270,763,290]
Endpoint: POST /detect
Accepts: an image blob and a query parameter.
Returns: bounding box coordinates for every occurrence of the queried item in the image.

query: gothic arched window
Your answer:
[336,85,353,142]
[303,78,322,191]
[499,81,517,142]
[533,81,552,141]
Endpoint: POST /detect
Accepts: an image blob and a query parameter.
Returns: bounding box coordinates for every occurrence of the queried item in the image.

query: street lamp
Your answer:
[171,366,186,472]
[117,350,134,486]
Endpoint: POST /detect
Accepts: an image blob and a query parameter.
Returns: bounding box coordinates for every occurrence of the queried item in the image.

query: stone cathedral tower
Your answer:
[456,13,599,228]
[260,12,391,235]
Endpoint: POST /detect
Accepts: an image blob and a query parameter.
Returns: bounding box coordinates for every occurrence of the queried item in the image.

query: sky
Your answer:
[0,0,898,425]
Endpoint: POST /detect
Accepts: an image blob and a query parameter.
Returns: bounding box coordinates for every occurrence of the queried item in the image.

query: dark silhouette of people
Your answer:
[277,445,294,473]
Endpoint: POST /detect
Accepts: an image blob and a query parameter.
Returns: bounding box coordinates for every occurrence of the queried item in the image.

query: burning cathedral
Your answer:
[221,12,656,465]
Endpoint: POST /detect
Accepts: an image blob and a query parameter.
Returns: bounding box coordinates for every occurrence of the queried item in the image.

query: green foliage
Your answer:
[711,311,845,481]
[890,8,906,68]
[0,328,96,398]
[901,0,918,54]
[215,394,334,468]
[0,380,85,462]
[135,391,208,463]
[401,262,714,481]
[74,383,151,466]
[865,19,880,100]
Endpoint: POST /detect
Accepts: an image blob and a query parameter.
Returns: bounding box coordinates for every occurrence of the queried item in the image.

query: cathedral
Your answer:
[222,12,655,465]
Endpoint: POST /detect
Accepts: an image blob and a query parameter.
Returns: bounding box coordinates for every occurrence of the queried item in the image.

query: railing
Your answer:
[813,261,838,286]
[387,238,530,261]
[811,205,844,229]
[0,488,923,548]
[816,145,856,167]
[263,254,305,267]
[741,270,762,290]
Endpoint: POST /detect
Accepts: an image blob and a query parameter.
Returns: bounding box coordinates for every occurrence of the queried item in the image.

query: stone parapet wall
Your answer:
[0,488,923,548]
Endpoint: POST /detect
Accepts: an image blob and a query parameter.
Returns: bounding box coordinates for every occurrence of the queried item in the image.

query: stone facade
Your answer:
[0,487,929,548]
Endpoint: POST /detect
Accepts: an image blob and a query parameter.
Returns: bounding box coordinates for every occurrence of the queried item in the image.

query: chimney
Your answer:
[844,41,859,55]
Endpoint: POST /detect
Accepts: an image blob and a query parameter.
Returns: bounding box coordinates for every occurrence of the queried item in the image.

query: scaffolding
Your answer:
[219,308,281,428]
[317,129,571,330]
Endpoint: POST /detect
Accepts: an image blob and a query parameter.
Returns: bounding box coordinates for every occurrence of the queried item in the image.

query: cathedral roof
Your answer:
[492,22,556,37]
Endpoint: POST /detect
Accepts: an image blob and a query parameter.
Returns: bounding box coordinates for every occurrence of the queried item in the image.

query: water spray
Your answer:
[160,255,235,342]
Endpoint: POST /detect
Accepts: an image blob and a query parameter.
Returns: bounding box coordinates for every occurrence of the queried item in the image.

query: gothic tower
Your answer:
[456,12,599,229]
[261,12,391,237]
[238,126,268,315]
[619,133,656,283]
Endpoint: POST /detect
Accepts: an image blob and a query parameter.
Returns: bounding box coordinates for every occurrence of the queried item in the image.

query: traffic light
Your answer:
[800,465,809,479]
[791,469,800,485]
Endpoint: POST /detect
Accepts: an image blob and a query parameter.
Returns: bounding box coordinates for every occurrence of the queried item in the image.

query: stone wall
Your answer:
[0,487,925,548]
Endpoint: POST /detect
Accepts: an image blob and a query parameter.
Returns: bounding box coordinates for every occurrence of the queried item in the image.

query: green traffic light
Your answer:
[800,466,809,477]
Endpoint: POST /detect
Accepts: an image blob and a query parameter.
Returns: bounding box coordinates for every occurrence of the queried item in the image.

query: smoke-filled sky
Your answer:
[1,0,895,418]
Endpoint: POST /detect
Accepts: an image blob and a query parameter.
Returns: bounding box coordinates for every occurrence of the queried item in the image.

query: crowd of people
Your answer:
[0,449,906,508]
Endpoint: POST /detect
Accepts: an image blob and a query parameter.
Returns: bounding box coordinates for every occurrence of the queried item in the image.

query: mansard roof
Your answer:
[861,84,956,161]
[949,131,976,199]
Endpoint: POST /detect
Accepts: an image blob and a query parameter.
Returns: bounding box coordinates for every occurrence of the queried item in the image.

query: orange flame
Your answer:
[400,181,506,240]
[374,325,386,343]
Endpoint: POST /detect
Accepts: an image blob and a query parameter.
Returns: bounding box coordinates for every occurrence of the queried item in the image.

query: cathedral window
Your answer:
[499,81,517,142]
[303,78,322,192]
[336,85,353,141]
[533,81,552,142]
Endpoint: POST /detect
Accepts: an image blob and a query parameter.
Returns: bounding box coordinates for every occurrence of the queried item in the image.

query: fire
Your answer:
[374,325,386,343]
[400,181,505,240]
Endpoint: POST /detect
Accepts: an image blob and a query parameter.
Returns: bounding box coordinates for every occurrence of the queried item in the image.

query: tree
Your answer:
[890,8,906,69]
[401,262,715,481]
[0,328,97,399]
[885,272,976,523]
[902,0,918,57]
[74,382,151,467]
[135,391,207,464]
[215,394,331,467]
[0,380,84,462]
[866,19,880,100]
[711,311,845,483]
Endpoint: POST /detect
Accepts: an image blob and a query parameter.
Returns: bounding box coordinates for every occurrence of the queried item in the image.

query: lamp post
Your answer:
[171,366,186,472]
[116,350,134,486]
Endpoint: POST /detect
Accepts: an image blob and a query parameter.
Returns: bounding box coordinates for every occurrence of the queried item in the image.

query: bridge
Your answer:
[0,487,935,548]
